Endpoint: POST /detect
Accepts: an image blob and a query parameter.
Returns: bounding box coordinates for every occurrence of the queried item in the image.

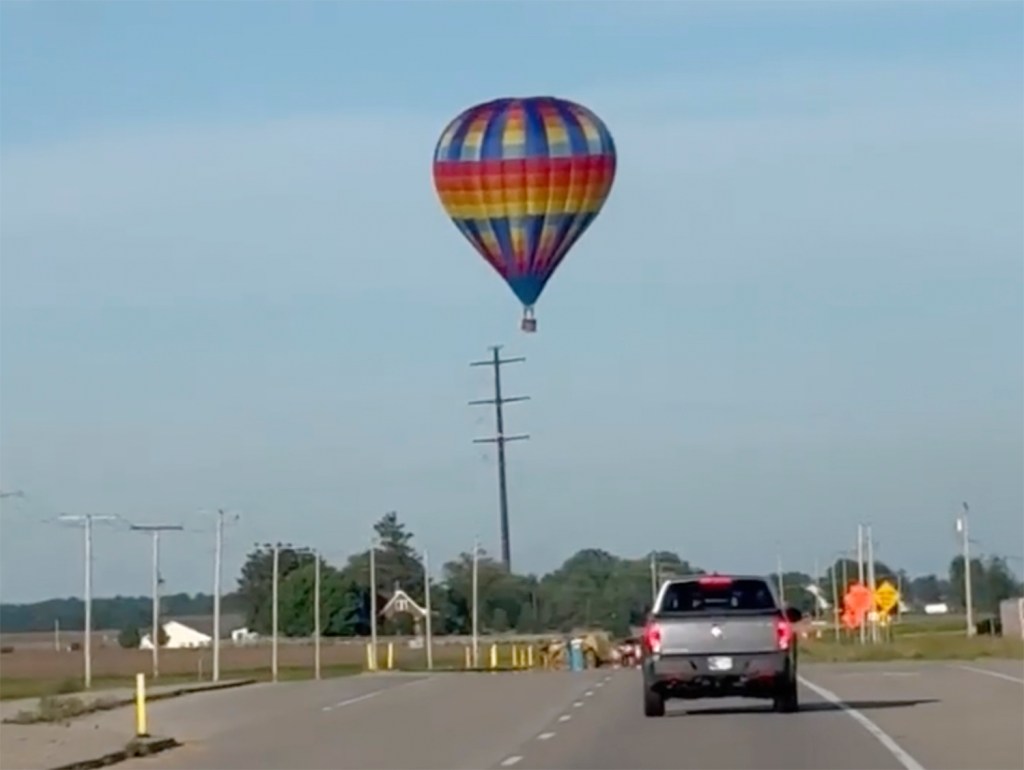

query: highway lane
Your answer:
[119,661,1023,770]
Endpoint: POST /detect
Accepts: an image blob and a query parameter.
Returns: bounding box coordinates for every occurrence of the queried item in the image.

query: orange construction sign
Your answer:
[841,583,873,629]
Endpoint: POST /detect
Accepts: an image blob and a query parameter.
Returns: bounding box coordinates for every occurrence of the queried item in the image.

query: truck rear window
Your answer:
[659,579,777,613]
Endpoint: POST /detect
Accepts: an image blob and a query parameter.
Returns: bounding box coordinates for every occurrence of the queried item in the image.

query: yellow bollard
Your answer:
[387,642,395,670]
[365,642,376,671]
[511,646,520,668]
[527,646,534,668]
[464,646,472,669]
[134,673,148,738]
[489,643,498,670]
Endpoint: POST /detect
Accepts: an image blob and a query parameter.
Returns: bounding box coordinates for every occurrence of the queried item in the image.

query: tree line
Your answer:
[2,512,1020,636]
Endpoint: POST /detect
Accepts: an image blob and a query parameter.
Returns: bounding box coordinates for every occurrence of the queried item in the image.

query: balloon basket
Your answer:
[521,317,537,333]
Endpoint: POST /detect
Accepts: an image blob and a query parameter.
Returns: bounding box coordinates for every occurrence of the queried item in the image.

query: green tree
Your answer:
[118,626,140,649]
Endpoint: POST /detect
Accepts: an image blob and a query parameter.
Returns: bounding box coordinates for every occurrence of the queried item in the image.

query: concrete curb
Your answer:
[47,736,181,770]
[3,679,258,726]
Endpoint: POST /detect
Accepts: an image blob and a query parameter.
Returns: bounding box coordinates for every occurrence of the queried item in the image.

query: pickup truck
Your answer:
[640,573,803,717]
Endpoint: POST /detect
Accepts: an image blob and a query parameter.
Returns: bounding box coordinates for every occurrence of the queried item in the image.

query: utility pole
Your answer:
[314,549,321,680]
[255,541,292,681]
[130,524,184,678]
[292,545,321,680]
[471,539,480,668]
[58,514,118,689]
[812,556,820,620]
[212,509,224,682]
[776,553,785,604]
[857,524,866,645]
[369,537,379,670]
[423,549,434,670]
[866,525,878,644]
[957,502,975,637]
[470,345,530,571]
[649,552,658,605]
[830,559,841,641]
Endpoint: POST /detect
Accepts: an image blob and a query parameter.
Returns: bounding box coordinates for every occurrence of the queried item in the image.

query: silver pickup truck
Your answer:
[640,573,803,717]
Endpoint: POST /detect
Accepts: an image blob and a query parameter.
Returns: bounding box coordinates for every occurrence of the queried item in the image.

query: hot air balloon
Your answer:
[432,96,617,332]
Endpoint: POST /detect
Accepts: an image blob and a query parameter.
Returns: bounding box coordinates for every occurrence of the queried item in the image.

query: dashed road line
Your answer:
[558,714,571,722]
[572,700,584,708]
[537,732,556,741]
[799,676,924,770]
[584,689,594,697]
[956,664,1024,684]
[321,690,381,712]
[500,756,523,767]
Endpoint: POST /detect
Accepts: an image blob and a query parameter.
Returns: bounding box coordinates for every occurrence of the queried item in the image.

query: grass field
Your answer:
[0,639,493,700]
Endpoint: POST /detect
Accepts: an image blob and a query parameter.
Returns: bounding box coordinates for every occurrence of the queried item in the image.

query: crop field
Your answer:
[0,636,531,699]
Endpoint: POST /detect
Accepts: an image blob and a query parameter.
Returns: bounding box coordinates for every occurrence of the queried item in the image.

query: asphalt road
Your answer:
[119,660,1024,770]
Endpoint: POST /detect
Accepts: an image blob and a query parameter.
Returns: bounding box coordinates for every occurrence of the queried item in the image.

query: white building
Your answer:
[140,620,212,649]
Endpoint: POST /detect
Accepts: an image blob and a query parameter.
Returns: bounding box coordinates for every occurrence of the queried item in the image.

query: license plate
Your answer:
[708,656,733,672]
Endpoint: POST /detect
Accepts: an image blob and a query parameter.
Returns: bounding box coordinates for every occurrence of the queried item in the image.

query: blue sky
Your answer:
[1,1,1022,602]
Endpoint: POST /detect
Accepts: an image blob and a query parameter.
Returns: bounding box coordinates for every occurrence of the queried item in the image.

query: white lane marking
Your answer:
[799,676,924,770]
[500,756,522,767]
[572,700,584,708]
[957,665,1024,684]
[558,714,571,722]
[595,681,604,688]
[537,732,556,741]
[584,690,594,697]
[323,690,381,711]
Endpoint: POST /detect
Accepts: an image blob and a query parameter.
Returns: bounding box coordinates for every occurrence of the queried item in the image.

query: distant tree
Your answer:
[156,623,169,647]
[118,626,141,649]
[490,607,510,632]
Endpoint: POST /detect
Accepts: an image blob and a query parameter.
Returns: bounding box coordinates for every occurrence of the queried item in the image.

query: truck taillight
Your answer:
[643,622,663,654]
[775,617,793,651]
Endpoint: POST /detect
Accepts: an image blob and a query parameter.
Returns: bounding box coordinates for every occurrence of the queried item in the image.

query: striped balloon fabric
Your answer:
[432,96,617,331]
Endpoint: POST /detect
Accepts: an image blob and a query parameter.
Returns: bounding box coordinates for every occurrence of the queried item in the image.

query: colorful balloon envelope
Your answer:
[432,96,617,332]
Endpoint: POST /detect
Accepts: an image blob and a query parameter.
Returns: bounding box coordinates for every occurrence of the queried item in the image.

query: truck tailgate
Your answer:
[656,613,779,655]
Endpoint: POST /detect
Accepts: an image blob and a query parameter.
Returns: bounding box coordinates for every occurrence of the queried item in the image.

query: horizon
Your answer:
[1,1,1022,603]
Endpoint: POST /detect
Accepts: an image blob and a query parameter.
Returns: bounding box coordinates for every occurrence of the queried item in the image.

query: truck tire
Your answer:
[643,688,666,717]
[772,678,799,713]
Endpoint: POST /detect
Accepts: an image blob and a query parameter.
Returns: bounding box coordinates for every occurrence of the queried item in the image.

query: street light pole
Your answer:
[958,503,975,637]
[369,538,378,670]
[423,549,434,670]
[60,514,117,689]
[212,509,225,682]
[314,549,321,680]
[130,524,184,679]
[471,539,480,668]
[857,524,866,645]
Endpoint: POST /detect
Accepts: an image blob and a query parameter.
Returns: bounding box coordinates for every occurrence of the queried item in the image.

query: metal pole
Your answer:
[84,516,93,689]
[961,503,975,637]
[424,549,434,670]
[469,348,529,573]
[59,514,117,688]
[650,552,658,604]
[857,524,866,644]
[212,509,224,682]
[152,531,160,677]
[830,559,841,641]
[272,543,280,682]
[471,539,480,668]
[369,539,378,669]
[314,549,321,680]
[813,556,820,620]
[776,553,785,604]
[866,525,878,644]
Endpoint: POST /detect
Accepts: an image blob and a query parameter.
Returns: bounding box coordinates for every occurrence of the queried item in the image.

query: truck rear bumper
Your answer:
[643,652,791,699]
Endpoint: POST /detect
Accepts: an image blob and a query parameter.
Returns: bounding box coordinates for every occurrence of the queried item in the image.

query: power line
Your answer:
[470,345,529,572]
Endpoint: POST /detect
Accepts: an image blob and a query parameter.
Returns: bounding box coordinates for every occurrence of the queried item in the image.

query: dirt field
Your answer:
[0,637,522,698]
